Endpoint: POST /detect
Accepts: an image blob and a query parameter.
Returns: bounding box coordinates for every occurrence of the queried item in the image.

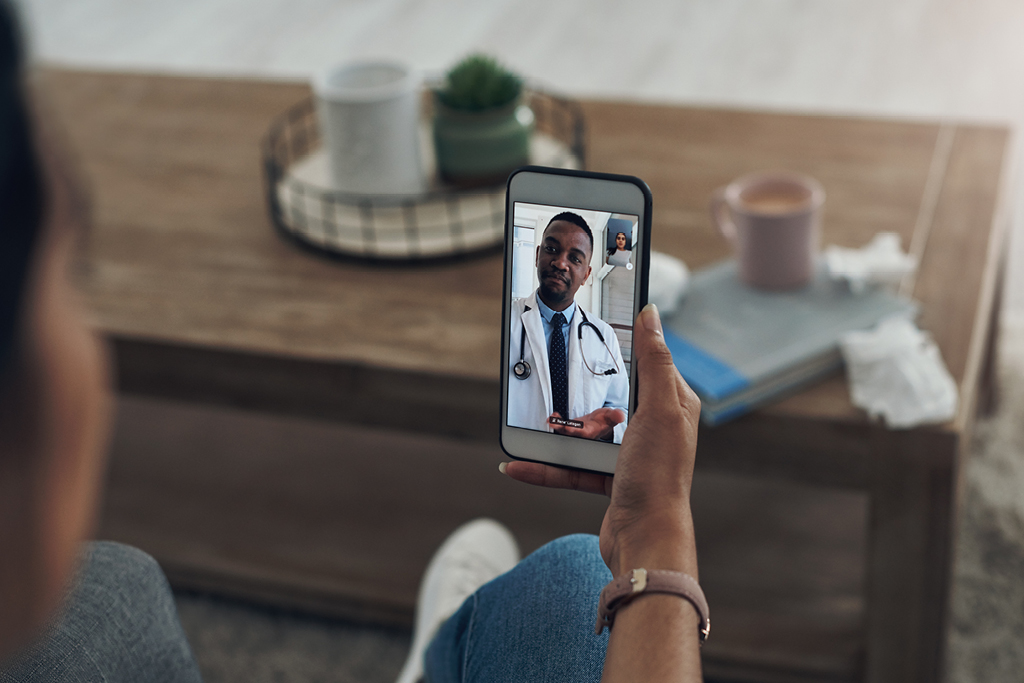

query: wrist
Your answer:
[609,510,698,578]
[596,567,711,644]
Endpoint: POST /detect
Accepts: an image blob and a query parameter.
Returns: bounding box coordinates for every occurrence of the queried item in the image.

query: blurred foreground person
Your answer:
[0,2,705,681]
[0,2,203,680]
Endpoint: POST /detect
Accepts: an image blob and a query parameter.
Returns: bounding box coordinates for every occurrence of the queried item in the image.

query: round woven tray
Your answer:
[262,89,586,263]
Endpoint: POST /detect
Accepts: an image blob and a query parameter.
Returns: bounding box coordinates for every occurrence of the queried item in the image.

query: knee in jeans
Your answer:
[516,534,609,595]
[530,534,601,565]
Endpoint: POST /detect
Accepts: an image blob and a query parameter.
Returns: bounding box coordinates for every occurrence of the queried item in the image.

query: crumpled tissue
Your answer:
[648,251,690,314]
[840,316,958,428]
[825,232,917,293]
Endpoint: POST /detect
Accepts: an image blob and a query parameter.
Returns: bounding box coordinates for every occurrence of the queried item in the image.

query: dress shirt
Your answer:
[535,295,576,354]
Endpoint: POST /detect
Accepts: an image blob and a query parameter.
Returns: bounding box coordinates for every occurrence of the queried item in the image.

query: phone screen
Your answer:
[506,201,640,445]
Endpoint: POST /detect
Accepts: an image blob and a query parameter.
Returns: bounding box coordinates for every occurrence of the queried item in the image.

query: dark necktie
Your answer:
[550,312,568,419]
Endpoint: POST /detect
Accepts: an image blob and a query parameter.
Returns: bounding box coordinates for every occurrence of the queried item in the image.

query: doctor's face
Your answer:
[536,220,592,310]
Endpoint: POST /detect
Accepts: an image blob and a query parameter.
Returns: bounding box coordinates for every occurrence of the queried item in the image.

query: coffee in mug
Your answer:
[710,171,825,290]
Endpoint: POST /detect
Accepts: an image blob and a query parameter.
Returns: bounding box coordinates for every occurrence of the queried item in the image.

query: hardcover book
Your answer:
[662,260,918,425]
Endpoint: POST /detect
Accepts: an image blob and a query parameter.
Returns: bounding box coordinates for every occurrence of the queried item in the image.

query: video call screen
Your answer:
[506,202,639,445]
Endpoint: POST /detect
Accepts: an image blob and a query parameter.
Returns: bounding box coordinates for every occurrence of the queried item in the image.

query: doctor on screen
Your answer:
[508,212,629,444]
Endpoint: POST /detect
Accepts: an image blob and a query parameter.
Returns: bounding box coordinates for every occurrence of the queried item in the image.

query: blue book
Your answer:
[661,260,918,425]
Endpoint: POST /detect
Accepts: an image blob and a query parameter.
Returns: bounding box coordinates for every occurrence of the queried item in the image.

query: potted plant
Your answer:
[433,54,534,186]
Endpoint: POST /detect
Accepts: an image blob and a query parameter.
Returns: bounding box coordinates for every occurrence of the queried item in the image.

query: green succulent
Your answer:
[436,54,523,112]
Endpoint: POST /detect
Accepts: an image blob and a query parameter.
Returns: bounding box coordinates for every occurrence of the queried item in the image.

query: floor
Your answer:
[945,325,1024,683]
[174,592,409,683]
[16,0,1024,322]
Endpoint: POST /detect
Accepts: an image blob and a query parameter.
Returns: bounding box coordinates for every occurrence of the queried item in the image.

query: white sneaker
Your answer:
[394,518,520,683]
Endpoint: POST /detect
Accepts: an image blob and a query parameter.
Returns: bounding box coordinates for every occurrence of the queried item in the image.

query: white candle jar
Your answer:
[314,61,425,195]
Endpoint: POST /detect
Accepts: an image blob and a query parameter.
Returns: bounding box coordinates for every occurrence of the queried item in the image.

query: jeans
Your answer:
[425,534,611,683]
[0,542,202,683]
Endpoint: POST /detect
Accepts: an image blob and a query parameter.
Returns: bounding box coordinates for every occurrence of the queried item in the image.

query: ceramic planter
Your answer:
[433,98,534,185]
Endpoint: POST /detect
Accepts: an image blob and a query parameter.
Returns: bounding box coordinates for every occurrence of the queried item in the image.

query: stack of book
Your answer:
[662,260,917,425]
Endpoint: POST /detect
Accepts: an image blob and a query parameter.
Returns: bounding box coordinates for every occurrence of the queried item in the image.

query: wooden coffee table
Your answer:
[40,69,1010,683]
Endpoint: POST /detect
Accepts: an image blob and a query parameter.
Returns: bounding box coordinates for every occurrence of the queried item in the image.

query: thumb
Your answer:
[633,303,679,408]
[596,407,626,427]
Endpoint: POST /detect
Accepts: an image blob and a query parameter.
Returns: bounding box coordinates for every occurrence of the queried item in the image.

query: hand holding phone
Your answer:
[502,303,702,576]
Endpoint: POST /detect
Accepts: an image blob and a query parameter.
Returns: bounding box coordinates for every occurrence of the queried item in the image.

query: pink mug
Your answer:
[710,171,825,290]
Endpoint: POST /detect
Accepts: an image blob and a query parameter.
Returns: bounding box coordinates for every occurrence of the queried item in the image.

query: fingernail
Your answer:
[498,462,508,475]
[641,303,663,335]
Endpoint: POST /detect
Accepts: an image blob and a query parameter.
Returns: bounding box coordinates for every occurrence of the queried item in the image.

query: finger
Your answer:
[500,461,612,496]
[633,303,680,409]
[603,408,626,426]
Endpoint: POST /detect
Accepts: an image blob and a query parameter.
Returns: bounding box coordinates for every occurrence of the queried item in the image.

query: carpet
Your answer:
[946,322,1024,681]
[175,591,409,683]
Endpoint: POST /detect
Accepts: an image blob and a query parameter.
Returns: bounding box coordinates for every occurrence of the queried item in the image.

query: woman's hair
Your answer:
[0,0,44,385]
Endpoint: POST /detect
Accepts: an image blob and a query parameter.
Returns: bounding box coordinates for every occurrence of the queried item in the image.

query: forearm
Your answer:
[601,515,702,683]
[601,594,703,683]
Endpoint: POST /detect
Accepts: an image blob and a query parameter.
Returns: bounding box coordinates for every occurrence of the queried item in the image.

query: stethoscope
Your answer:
[513,306,621,380]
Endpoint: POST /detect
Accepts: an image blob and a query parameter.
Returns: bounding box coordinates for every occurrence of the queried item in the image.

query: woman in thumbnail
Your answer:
[606,230,631,267]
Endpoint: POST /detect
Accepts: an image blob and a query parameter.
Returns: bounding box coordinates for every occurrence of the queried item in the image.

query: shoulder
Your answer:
[511,297,533,321]
[513,291,540,312]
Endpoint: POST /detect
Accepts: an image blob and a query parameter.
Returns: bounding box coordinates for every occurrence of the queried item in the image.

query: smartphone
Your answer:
[499,166,652,474]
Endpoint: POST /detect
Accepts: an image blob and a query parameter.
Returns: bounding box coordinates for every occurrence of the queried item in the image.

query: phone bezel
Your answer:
[499,166,653,474]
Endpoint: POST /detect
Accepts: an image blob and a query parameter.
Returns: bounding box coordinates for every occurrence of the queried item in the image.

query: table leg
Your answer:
[977,253,1006,417]
[865,429,959,683]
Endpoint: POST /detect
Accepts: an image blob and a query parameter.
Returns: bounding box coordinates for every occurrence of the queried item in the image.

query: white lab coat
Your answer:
[507,290,629,444]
